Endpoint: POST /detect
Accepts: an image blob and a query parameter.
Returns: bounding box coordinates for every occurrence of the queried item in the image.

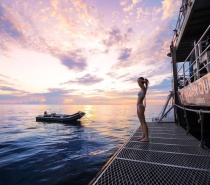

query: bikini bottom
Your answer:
[137,104,145,112]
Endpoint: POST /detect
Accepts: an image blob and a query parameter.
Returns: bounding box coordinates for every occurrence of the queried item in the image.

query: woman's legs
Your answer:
[137,105,149,141]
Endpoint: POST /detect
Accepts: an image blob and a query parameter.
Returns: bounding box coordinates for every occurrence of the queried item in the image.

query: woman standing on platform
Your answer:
[137,77,149,142]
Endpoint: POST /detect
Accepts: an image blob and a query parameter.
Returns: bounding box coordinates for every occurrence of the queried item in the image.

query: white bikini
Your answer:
[138,91,145,98]
[137,91,146,111]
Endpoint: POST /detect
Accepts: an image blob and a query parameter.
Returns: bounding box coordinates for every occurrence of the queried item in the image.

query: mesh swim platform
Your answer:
[89,122,210,185]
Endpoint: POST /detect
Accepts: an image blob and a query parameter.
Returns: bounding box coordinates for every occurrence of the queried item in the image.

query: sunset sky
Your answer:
[0,0,181,105]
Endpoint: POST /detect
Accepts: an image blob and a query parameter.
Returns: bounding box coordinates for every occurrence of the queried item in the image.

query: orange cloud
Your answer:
[63,98,74,104]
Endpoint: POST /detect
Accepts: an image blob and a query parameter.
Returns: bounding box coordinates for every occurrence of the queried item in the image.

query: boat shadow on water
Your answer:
[36,119,83,126]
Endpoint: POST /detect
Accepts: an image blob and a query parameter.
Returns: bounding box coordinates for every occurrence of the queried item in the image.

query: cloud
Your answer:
[136,6,162,23]
[0,87,127,105]
[63,74,103,86]
[59,52,87,71]
[0,86,19,92]
[71,0,99,27]
[132,0,142,5]
[0,87,73,104]
[0,85,28,95]
[161,0,180,20]
[136,7,149,23]
[102,27,132,49]
[118,47,132,60]
[123,4,134,12]
[41,88,70,104]
[102,27,123,47]
[0,4,22,52]
[124,76,138,83]
[127,27,133,33]
[0,74,16,86]
[135,1,179,24]
[113,21,174,83]
[120,0,129,6]
[0,0,99,68]
[0,4,22,38]
[0,0,181,105]
[0,18,22,38]
[122,0,142,12]
[0,73,10,79]
[122,19,130,26]
[149,78,172,90]
[107,72,130,80]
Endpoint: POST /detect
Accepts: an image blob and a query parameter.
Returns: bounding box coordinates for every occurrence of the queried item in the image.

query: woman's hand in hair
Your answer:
[144,79,149,87]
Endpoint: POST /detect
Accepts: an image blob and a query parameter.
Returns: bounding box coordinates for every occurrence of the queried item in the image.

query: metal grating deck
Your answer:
[89,122,210,185]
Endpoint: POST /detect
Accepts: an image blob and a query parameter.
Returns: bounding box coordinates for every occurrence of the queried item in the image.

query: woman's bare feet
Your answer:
[139,138,149,142]
[138,136,144,140]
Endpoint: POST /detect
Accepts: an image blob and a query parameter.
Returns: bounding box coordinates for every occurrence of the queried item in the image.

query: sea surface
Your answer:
[0,104,165,185]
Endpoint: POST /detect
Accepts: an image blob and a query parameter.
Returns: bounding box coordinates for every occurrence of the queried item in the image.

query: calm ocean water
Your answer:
[0,104,163,185]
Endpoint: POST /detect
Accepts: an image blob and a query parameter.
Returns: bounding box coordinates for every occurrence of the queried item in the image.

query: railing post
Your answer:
[174,106,179,126]
[183,65,185,87]
[194,41,200,80]
[171,44,179,124]
[198,110,205,148]
[183,107,190,135]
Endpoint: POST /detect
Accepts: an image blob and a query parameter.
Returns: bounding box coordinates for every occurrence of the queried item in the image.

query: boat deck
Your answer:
[89,122,210,185]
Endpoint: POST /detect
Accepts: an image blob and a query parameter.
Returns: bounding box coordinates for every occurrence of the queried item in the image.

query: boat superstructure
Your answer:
[169,0,210,147]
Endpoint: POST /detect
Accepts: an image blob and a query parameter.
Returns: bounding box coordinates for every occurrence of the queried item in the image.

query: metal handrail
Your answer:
[176,25,210,87]
[180,45,210,85]
[172,0,192,46]
[174,103,210,114]
[178,55,210,86]
[173,103,208,148]
[177,25,210,74]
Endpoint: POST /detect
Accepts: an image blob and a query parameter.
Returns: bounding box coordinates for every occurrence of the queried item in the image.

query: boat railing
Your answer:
[174,103,210,148]
[172,0,193,46]
[176,25,210,89]
[155,95,210,147]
